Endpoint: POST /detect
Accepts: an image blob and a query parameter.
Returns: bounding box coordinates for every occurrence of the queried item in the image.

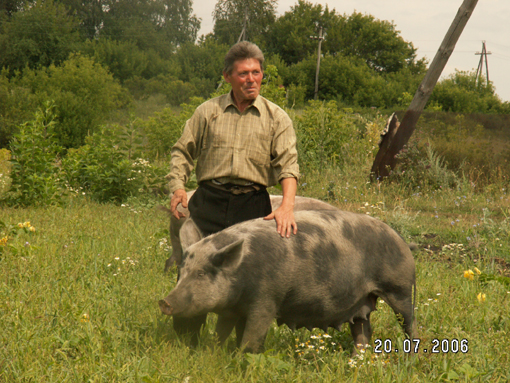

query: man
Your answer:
[167,41,300,239]
[165,41,300,345]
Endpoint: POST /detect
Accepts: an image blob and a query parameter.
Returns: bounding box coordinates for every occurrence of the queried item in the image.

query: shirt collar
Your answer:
[221,91,262,114]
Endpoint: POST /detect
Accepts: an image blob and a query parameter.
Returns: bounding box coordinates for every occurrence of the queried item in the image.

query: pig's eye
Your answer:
[197,271,206,278]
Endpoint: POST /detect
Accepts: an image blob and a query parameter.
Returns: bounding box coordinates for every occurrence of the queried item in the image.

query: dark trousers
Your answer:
[172,182,272,345]
[188,182,272,236]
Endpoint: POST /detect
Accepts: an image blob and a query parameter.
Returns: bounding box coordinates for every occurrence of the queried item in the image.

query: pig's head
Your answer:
[159,238,244,318]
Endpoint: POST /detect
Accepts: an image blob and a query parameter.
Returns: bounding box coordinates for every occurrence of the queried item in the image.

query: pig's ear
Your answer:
[211,239,244,269]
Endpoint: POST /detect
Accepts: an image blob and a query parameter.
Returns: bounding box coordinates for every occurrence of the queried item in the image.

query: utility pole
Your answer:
[237,4,249,42]
[371,0,479,180]
[475,40,491,84]
[310,27,324,100]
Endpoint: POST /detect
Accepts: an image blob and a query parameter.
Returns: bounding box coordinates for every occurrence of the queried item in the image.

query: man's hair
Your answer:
[223,41,264,75]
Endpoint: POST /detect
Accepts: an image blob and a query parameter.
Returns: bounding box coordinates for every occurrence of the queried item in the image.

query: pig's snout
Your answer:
[159,299,174,316]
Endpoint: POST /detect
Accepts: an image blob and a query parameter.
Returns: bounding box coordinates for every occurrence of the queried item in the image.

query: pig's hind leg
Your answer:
[381,289,417,340]
[349,316,373,353]
[349,294,377,353]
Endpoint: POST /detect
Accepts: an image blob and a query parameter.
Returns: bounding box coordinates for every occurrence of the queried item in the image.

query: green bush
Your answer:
[63,132,131,204]
[295,100,362,171]
[62,125,169,204]
[6,102,63,206]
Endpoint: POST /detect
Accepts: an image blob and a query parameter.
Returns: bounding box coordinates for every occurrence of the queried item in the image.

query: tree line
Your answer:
[1,0,509,150]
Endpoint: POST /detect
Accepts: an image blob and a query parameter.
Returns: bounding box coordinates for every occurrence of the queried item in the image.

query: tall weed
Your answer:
[6,102,63,206]
[391,137,459,191]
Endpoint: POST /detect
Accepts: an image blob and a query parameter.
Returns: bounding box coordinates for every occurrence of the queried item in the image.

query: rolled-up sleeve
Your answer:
[271,111,300,182]
[166,111,204,193]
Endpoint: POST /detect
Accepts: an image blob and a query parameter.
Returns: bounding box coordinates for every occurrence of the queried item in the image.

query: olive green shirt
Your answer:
[167,92,300,193]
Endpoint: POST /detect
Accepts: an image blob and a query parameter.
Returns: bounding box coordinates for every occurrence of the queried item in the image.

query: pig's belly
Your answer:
[276,293,377,331]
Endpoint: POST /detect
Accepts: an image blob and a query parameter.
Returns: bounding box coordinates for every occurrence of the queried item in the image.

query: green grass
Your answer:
[1,179,509,382]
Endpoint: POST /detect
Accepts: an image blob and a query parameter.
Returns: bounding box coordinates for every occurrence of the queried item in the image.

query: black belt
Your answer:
[202,180,264,195]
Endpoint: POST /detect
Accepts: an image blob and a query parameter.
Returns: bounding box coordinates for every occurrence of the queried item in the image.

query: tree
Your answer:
[80,38,176,82]
[99,0,200,51]
[264,0,340,65]
[55,0,105,40]
[56,0,200,50]
[175,37,228,97]
[264,1,424,74]
[0,0,30,18]
[0,0,82,74]
[15,54,129,148]
[212,0,277,46]
[334,12,423,74]
[287,54,386,106]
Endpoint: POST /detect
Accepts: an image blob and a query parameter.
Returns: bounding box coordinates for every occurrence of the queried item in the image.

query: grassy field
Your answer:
[1,176,509,382]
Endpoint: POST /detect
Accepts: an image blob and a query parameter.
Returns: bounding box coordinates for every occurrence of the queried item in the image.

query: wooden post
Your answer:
[371,0,479,180]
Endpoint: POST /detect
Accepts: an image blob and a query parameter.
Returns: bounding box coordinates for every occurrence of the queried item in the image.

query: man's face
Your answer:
[223,58,263,107]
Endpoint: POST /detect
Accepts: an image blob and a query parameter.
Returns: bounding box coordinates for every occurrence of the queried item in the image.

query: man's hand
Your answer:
[170,189,188,219]
[264,203,297,238]
[264,177,298,238]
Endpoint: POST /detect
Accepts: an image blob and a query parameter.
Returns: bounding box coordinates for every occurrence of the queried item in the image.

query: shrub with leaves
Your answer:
[62,129,138,203]
[7,102,63,206]
[62,126,168,204]
[295,100,361,171]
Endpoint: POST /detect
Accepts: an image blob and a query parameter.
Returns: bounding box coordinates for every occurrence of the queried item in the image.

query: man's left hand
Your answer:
[264,177,298,238]
[264,204,297,238]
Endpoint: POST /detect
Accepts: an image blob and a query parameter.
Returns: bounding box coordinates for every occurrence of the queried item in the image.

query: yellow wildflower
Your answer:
[80,313,90,323]
[0,236,8,246]
[29,226,36,233]
[474,267,481,275]
[23,221,31,228]
[477,293,486,303]
[464,270,475,280]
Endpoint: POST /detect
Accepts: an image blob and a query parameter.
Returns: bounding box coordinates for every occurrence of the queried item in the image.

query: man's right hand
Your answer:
[170,189,188,219]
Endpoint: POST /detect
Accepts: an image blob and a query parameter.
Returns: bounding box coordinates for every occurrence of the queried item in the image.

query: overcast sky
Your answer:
[193,0,510,102]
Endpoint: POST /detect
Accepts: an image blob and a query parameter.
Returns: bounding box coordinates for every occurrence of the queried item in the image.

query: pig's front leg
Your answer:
[234,317,246,348]
[215,315,247,348]
[215,315,238,345]
[240,307,276,353]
